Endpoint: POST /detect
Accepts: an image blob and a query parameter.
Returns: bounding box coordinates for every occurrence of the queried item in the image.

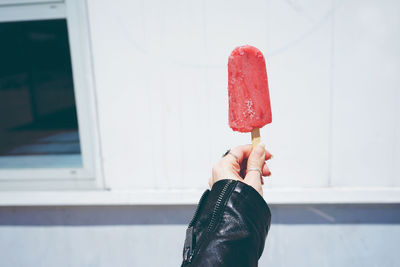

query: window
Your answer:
[0,1,102,190]
[0,19,82,169]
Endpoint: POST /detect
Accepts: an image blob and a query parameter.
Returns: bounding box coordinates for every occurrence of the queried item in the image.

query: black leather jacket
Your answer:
[181,179,271,267]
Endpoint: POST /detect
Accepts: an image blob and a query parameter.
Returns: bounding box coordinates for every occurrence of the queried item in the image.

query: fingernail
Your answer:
[254,143,265,157]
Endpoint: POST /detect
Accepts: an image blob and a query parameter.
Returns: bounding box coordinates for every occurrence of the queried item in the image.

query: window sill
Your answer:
[0,187,400,206]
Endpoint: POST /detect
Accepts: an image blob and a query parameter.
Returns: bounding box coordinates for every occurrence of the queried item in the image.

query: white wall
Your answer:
[1,205,399,267]
[86,0,400,197]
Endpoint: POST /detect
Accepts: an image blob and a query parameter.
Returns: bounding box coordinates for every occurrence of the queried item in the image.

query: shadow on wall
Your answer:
[0,204,400,226]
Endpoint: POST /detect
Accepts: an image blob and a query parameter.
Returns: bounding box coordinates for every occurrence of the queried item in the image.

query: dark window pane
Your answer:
[0,19,82,168]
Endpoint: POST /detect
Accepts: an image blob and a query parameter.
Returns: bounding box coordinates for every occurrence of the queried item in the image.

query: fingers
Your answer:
[211,146,248,188]
[265,150,272,160]
[224,144,253,165]
[224,144,271,163]
[262,162,271,177]
[262,148,272,176]
[224,144,272,179]
[244,143,266,196]
[211,143,272,193]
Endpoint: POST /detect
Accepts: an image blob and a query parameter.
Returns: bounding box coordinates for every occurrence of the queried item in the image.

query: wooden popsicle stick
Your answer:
[251,128,261,148]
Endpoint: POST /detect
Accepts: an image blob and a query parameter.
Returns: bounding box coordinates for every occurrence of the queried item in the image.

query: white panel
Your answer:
[86,0,212,190]
[86,0,154,190]
[331,0,400,187]
[88,0,334,190]
[88,0,399,196]
[262,0,333,187]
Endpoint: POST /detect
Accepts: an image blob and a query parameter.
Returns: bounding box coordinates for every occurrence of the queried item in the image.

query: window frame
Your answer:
[0,0,103,190]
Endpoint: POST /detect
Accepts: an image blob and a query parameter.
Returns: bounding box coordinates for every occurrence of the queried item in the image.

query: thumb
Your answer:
[244,143,265,193]
[247,143,265,171]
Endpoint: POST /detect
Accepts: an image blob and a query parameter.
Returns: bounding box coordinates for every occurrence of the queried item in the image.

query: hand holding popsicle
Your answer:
[228,45,272,147]
[209,144,272,196]
[209,45,272,194]
[182,45,273,267]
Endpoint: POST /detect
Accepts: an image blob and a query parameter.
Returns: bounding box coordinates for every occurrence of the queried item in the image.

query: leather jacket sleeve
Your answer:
[181,179,271,267]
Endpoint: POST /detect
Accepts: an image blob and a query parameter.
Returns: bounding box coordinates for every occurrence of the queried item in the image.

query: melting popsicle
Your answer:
[228,45,272,147]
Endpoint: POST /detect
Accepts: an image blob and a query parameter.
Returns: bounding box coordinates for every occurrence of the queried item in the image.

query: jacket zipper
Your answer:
[207,180,234,232]
[189,190,210,227]
[183,189,210,263]
[183,179,236,264]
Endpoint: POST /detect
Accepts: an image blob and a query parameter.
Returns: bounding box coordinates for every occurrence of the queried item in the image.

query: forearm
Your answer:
[181,179,271,267]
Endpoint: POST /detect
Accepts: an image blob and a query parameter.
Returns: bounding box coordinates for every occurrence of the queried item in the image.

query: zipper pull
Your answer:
[183,226,194,263]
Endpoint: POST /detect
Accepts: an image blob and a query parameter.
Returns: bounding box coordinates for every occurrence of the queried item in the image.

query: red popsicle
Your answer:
[228,45,272,146]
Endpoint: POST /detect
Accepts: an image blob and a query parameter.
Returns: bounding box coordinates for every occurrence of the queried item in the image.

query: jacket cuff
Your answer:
[233,180,271,230]
[211,179,271,230]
